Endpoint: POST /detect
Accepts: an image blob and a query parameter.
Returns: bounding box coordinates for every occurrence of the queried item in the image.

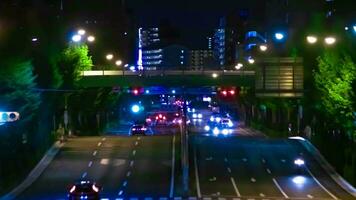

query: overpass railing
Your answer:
[81,70,255,77]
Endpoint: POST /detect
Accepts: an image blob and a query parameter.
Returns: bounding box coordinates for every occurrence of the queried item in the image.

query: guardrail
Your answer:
[81,70,255,77]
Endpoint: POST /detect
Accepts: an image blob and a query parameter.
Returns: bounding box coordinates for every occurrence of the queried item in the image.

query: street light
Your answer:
[324,36,336,45]
[106,54,114,60]
[212,73,218,78]
[274,32,285,41]
[71,34,82,42]
[248,57,255,64]
[78,29,86,35]
[306,36,318,44]
[353,25,356,33]
[235,63,244,70]
[87,35,95,42]
[259,44,268,51]
[115,60,123,66]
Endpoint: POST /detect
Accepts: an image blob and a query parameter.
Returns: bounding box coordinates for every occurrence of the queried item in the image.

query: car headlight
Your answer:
[192,114,197,118]
[213,128,219,135]
[215,117,221,122]
[132,128,136,131]
[210,116,214,122]
[204,125,210,131]
[198,114,203,119]
[222,129,229,135]
[294,158,305,166]
[228,121,233,127]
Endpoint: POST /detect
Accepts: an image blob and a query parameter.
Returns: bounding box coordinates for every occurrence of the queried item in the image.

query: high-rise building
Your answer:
[190,49,215,70]
[137,27,163,70]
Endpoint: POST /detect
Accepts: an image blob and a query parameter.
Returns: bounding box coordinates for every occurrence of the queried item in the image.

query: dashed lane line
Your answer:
[305,167,338,200]
[169,135,176,198]
[194,147,202,198]
[230,177,241,198]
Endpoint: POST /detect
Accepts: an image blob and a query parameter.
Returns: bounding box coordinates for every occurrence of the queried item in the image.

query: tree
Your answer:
[0,59,40,124]
[314,50,356,126]
[58,44,93,88]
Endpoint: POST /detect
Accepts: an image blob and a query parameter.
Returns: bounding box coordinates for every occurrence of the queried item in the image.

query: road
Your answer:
[17,135,177,200]
[191,130,355,200]
[15,127,355,200]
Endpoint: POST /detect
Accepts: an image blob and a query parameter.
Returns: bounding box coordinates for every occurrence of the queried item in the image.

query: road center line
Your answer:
[230,177,241,197]
[266,168,272,174]
[88,161,93,167]
[132,150,136,156]
[194,147,202,198]
[306,167,338,200]
[227,167,232,173]
[102,137,106,141]
[82,172,87,178]
[272,178,289,199]
[135,141,139,146]
[93,150,97,156]
[169,135,176,198]
[126,171,131,177]
[97,142,102,147]
[130,160,134,167]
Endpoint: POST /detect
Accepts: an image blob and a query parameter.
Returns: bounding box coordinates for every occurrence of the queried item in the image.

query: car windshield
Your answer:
[1,1,355,200]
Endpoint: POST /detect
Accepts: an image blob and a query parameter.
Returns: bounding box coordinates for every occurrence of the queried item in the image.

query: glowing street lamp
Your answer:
[78,29,86,35]
[71,34,82,42]
[212,73,218,78]
[353,25,356,33]
[259,44,268,51]
[324,36,336,45]
[87,35,95,42]
[106,54,114,60]
[235,63,244,70]
[274,32,285,41]
[115,60,123,66]
[306,36,318,44]
[248,57,255,64]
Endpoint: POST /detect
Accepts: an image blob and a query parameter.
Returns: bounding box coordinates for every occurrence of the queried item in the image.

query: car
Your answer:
[220,118,234,128]
[67,181,101,200]
[204,123,233,136]
[130,124,148,135]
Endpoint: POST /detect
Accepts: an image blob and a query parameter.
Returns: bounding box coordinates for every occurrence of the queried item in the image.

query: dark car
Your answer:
[130,124,148,135]
[67,181,101,200]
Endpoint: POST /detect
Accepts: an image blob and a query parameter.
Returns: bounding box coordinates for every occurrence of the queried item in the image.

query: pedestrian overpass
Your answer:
[78,70,255,88]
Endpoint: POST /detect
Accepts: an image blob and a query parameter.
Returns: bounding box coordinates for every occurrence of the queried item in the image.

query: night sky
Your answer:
[126,0,266,48]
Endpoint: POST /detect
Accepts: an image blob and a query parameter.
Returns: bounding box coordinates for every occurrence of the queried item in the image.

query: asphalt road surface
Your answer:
[15,127,355,200]
[17,134,177,200]
[191,133,355,200]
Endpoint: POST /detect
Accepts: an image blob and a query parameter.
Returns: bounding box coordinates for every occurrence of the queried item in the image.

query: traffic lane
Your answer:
[83,136,138,198]
[260,139,336,199]
[122,135,174,198]
[287,139,355,200]
[17,137,104,200]
[193,136,238,197]
[225,139,285,198]
[191,126,266,138]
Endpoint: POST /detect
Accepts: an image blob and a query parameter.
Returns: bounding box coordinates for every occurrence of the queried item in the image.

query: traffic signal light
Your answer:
[218,87,239,100]
[0,112,20,123]
[130,87,144,95]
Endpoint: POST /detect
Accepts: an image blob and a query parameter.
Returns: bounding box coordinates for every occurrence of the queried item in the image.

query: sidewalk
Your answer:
[0,141,64,200]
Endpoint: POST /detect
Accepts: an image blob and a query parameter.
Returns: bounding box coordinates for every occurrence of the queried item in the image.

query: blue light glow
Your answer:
[353,25,356,33]
[131,105,140,113]
[274,32,285,40]
[292,176,306,185]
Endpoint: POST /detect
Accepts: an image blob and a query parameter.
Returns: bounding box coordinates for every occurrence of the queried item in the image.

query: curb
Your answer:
[0,141,64,200]
[291,137,356,198]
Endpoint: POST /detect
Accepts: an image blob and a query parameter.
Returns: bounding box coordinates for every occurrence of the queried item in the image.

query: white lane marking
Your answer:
[250,177,256,183]
[132,150,136,156]
[122,181,128,187]
[307,194,314,199]
[82,172,87,178]
[88,161,93,167]
[135,141,139,146]
[169,135,176,198]
[118,190,123,196]
[281,159,286,163]
[102,137,106,141]
[262,158,266,163]
[242,158,248,162]
[230,177,241,197]
[194,147,202,198]
[130,160,134,167]
[272,178,289,199]
[113,159,126,166]
[205,157,213,161]
[98,142,102,147]
[126,171,131,177]
[224,157,228,162]
[259,193,265,197]
[100,158,109,165]
[137,137,141,140]
[93,150,97,156]
[266,168,272,174]
[227,167,232,173]
[306,167,338,200]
